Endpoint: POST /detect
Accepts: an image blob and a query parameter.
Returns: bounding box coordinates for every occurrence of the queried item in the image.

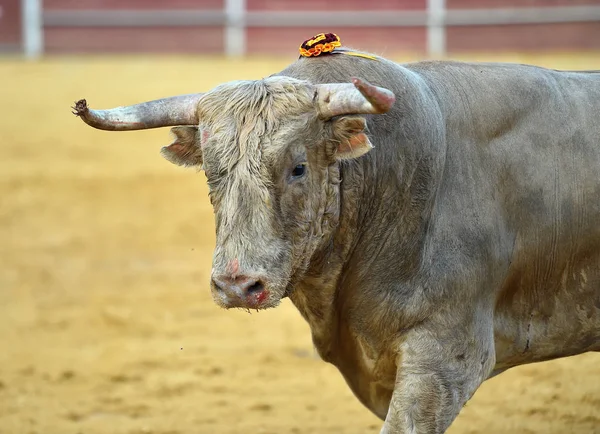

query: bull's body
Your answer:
[277,56,600,425]
[75,50,600,433]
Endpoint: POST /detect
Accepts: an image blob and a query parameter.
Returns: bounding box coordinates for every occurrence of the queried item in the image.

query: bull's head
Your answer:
[74,76,395,310]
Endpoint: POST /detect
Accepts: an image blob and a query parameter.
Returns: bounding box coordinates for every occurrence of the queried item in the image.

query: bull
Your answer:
[73,47,600,433]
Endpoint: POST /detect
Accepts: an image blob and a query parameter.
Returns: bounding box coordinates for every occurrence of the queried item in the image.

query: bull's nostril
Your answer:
[247,280,264,294]
[212,274,265,300]
[212,278,225,292]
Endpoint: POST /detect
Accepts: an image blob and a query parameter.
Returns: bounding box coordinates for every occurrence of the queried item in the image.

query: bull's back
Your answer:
[418,63,600,369]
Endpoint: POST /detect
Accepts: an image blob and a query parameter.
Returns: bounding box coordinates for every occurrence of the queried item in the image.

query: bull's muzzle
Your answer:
[211,273,269,309]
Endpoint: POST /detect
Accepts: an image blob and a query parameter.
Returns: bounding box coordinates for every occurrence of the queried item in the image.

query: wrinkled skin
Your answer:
[82,53,600,433]
[161,77,382,313]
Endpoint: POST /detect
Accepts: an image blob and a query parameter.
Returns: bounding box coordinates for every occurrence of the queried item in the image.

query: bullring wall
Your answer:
[2,0,599,55]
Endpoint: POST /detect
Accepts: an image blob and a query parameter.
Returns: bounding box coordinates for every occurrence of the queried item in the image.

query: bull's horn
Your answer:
[72,94,203,131]
[316,78,395,119]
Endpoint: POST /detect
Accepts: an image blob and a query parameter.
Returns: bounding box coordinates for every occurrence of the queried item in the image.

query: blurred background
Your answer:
[1,1,599,434]
[3,0,600,56]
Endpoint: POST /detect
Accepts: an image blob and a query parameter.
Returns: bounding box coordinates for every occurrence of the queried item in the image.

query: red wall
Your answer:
[246,27,426,55]
[246,0,425,10]
[0,0,21,51]
[44,0,224,53]
[45,0,224,9]
[16,0,600,54]
[447,0,599,7]
[447,22,600,53]
[45,27,225,54]
[445,0,600,52]
[244,0,426,55]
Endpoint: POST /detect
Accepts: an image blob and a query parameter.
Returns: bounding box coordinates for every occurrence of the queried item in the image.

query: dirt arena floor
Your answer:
[1,52,599,434]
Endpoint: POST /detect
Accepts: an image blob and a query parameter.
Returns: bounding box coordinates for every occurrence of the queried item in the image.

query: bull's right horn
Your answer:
[316,78,395,119]
[72,93,203,131]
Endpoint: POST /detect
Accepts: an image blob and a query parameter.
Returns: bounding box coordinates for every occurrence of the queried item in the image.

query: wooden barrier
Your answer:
[8,0,600,56]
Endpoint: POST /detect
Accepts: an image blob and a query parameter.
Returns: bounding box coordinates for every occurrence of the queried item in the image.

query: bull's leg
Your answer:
[380,315,496,434]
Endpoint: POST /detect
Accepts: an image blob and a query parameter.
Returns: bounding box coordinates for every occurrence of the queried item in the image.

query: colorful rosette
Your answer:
[299,33,342,57]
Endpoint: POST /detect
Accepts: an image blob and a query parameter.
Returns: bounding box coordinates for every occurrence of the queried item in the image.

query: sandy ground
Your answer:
[1,52,599,434]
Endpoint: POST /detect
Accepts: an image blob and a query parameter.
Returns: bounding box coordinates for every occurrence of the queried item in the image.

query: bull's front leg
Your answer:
[381,313,496,434]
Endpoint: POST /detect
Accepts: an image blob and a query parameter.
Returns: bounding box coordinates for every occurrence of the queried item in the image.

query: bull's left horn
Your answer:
[72,94,203,131]
[316,78,395,119]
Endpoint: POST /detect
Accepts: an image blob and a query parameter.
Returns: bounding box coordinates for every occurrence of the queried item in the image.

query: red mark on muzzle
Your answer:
[225,259,240,279]
[255,289,269,304]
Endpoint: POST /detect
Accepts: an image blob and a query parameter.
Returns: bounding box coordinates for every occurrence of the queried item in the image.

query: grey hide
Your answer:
[278,55,600,432]
[74,52,600,433]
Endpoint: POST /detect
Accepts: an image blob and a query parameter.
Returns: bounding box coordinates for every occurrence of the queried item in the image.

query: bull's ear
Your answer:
[331,116,373,160]
[160,126,203,167]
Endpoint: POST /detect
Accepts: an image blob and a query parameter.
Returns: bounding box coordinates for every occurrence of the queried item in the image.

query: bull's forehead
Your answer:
[199,76,315,175]
[198,76,315,130]
[198,77,315,229]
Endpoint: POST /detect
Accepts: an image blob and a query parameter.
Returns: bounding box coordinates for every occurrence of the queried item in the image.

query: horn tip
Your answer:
[72,99,88,117]
[351,77,395,112]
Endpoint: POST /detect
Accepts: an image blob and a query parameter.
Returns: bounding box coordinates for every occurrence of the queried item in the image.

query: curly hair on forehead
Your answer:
[197,76,315,231]
[198,76,315,174]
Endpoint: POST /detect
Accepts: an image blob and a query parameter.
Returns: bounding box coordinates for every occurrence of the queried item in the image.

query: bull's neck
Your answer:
[288,163,366,357]
[290,153,441,359]
[290,66,446,358]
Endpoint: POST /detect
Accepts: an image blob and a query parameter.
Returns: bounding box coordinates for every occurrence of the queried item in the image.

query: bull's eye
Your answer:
[291,163,307,179]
